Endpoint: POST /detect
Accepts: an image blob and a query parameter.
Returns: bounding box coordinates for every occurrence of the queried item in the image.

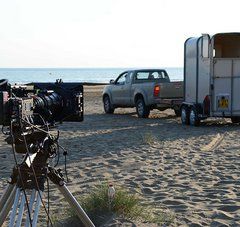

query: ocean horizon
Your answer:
[0,67,183,84]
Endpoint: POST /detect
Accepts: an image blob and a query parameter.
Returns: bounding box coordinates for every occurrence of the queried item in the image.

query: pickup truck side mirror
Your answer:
[109,79,115,84]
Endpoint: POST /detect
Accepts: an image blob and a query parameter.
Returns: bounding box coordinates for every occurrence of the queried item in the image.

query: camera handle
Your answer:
[0,79,8,87]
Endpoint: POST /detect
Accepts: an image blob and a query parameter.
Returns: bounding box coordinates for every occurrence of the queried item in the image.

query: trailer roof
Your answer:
[212,32,240,38]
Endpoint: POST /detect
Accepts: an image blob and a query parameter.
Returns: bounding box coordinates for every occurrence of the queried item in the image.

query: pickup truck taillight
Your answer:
[154,85,160,97]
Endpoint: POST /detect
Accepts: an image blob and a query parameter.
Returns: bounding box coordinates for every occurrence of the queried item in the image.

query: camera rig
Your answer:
[0,78,84,126]
[0,79,95,226]
[0,78,84,154]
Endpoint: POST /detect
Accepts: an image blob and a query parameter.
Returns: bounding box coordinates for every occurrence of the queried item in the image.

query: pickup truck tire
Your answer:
[174,109,181,117]
[181,106,190,125]
[189,107,200,126]
[103,96,114,114]
[136,98,150,118]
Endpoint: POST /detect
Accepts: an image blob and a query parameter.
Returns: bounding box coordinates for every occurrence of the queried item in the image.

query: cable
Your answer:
[19,119,53,226]
[33,113,50,132]
[19,119,54,227]
[54,143,60,167]
[20,117,52,135]
[10,121,33,227]
[57,143,69,182]
[18,116,69,223]
[21,116,60,166]
[64,151,69,182]
[46,177,50,227]
[21,117,61,168]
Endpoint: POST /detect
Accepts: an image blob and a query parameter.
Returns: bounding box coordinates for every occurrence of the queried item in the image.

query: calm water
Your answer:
[0,68,183,84]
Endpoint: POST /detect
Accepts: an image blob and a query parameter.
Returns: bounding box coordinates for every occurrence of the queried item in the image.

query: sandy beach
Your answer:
[1,85,240,226]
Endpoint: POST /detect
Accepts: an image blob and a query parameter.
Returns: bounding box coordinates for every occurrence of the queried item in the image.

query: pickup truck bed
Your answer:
[103,69,183,118]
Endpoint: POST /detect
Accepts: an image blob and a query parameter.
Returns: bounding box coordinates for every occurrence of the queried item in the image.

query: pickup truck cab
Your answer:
[103,69,183,118]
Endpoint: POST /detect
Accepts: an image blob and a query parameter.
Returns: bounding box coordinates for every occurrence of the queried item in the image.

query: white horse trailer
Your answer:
[181,33,240,126]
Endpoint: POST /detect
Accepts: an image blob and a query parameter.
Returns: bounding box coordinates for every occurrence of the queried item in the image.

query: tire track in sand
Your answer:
[201,133,224,152]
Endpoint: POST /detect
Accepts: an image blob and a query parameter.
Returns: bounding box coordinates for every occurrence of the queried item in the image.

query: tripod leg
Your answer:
[9,188,21,226]
[32,190,42,227]
[24,189,36,227]
[15,191,26,227]
[0,185,16,226]
[0,184,15,212]
[57,184,95,227]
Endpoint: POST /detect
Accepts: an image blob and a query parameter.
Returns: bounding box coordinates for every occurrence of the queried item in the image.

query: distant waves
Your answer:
[0,68,183,83]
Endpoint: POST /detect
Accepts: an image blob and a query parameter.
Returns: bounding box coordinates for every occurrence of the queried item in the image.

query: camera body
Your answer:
[0,79,84,126]
[0,79,84,154]
[0,92,34,126]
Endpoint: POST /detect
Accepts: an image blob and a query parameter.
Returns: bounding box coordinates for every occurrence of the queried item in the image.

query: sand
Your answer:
[0,85,240,226]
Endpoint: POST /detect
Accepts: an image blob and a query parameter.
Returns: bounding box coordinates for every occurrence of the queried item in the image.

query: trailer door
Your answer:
[212,59,240,116]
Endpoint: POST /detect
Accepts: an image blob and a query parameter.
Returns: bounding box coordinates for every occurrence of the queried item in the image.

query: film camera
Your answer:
[0,78,83,154]
[0,79,83,126]
[0,80,95,226]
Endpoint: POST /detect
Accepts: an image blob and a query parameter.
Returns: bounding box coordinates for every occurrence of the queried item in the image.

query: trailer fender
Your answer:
[180,102,193,111]
[181,103,202,116]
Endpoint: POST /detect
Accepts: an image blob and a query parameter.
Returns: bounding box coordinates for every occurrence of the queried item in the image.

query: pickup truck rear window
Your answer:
[135,71,168,80]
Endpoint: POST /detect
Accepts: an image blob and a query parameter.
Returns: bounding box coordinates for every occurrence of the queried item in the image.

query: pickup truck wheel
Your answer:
[103,96,114,114]
[136,98,150,118]
[231,117,240,123]
[181,106,190,125]
[189,107,200,126]
[174,109,181,117]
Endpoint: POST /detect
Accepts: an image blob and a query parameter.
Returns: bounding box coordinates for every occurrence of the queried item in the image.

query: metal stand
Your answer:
[0,167,95,227]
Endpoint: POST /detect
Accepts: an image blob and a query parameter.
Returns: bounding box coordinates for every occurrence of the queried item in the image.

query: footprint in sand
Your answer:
[142,187,155,194]
[219,205,240,212]
[212,210,234,220]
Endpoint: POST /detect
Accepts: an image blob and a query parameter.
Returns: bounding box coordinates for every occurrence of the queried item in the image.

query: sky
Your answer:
[0,0,240,68]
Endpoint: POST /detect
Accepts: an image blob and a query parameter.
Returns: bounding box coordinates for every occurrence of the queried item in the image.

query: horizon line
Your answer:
[0,66,183,69]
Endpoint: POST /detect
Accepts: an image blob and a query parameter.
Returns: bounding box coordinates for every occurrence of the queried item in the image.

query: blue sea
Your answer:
[0,68,183,84]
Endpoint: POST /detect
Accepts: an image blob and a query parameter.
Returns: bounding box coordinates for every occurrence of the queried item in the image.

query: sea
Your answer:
[0,68,183,84]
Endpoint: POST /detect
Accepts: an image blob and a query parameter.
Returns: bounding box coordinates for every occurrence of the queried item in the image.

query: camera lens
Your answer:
[33,92,62,121]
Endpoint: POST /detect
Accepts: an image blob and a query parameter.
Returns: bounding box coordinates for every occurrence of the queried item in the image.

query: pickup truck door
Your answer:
[111,72,132,106]
[121,72,132,105]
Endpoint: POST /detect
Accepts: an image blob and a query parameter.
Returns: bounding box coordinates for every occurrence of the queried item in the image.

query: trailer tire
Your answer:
[136,98,150,118]
[181,106,190,125]
[189,107,200,126]
[103,96,114,114]
[231,117,240,124]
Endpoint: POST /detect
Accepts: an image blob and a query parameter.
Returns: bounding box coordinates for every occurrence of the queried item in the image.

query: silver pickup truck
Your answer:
[102,69,183,118]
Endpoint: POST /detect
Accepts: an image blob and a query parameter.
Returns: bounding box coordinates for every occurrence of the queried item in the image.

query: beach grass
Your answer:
[142,132,157,146]
[54,182,174,226]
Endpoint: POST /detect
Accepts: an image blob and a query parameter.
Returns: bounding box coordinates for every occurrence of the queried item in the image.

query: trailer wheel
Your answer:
[231,117,240,124]
[189,107,200,126]
[136,98,150,118]
[103,96,114,114]
[181,106,190,125]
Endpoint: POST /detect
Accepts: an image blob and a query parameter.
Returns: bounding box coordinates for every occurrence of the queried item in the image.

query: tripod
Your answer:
[0,165,95,227]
